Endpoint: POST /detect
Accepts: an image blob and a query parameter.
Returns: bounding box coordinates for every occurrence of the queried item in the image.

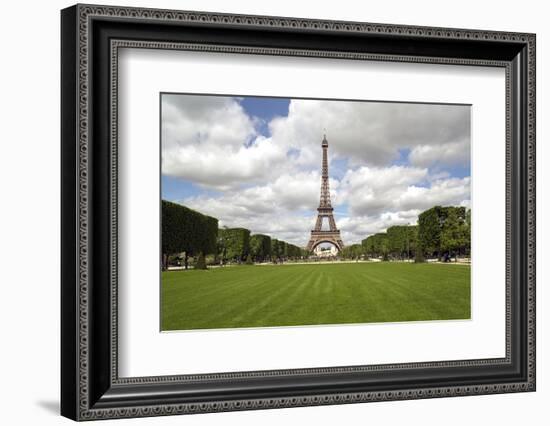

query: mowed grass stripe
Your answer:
[209,268,309,328]
[162,267,293,327]
[161,263,470,330]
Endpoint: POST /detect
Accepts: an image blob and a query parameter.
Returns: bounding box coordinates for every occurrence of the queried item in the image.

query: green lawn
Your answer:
[161,262,470,331]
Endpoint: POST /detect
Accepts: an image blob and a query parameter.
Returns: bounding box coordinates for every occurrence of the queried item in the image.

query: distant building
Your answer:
[314,245,339,257]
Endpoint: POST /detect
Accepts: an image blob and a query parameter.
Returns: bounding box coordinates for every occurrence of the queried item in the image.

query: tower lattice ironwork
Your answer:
[306,135,344,253]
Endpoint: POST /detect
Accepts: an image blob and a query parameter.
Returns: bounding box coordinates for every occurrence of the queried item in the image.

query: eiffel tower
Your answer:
[306,135,344,253]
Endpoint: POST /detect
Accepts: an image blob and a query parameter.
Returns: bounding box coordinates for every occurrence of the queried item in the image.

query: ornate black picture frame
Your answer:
[61,4,536,421]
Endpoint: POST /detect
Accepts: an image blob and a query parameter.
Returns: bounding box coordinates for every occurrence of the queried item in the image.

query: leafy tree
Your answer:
[285,243,302,260]
[268,239,304,262]
[405,225,418,260]
[341,244,363,260]
[379,236,390,261]
[361,233,389,259]
[218,227,250,263]
[465,209,471,256]
[277,240,287,260]
[387,225,412,259]
[373,233,389,260]
[362,225,417,261]
[418,206,468,260]
[441,207,469,260]
[249,234,272,262]
[418,206,444,259]
[415,242,425,263]
[362,236,375,258]
[387,226,403,258]
[270,238,280,261]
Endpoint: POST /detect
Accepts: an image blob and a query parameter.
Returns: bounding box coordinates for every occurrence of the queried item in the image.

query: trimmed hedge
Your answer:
[250,234,272,262]
[161,200,218,268]
[218,227,250,262]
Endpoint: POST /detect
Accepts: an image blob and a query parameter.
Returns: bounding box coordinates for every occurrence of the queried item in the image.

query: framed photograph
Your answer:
[61,4,536,421]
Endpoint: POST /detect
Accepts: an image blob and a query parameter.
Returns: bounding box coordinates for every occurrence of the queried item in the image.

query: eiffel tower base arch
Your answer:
[307,230,344,253]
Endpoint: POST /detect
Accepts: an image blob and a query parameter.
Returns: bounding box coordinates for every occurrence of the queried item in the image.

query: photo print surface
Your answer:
[160,93,471,331]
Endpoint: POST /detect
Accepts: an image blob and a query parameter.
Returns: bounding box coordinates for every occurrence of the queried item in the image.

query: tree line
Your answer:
[162,200,471,268]
[162,200,308,270]
[355,206,470,262]
[218,229,307,264]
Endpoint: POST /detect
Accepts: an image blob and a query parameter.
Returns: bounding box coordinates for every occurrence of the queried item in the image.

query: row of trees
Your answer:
[217,228,307,264]
[356,206,470,262]
[162,200,309,269]
[162,200,471,268]
[361,225,418,261]
[340,244,364,260]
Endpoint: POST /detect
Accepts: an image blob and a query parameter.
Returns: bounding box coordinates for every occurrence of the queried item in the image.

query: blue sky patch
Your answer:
[162,175,219,202]
[239,96,290,136]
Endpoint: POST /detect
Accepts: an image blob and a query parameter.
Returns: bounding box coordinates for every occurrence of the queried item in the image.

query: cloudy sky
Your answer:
[161,94,471,246]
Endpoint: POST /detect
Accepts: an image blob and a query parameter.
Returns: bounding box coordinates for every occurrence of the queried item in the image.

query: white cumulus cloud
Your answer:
[163,94,471,246]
